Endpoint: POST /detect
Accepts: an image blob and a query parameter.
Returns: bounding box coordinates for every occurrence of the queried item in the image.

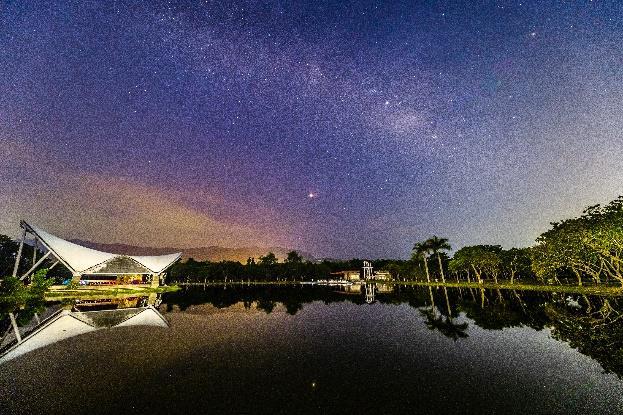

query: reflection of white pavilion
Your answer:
[0,306,168,364]
[12,221,181,286]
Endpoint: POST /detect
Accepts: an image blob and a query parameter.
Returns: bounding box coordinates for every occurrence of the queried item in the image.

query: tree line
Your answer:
[414,196,623,286]
[171,195,623,286]
[168,252,413,283]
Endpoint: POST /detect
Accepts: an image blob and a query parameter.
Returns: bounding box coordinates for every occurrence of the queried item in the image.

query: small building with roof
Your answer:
[330,270,362,281]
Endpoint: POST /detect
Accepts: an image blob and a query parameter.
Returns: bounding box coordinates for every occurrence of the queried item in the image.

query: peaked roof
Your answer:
[83,256,152,274]
[24,222,181,274]
[131,254,182,274]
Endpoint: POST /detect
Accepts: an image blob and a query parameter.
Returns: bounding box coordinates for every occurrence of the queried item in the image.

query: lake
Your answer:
[1,284,622,414]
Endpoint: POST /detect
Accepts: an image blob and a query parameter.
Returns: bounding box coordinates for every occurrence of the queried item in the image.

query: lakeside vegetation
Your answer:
[44,284,180,300]
[0,269,54,328]
[444,196,623,287]
[0,269,54,302]
[401,280,622,296]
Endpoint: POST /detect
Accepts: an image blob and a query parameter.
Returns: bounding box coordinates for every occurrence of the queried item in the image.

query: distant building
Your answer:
[331,263,393,282]
[371,270,392,280]
[362,261,373,280]
[330,270,361,281]
[362,261,393,281]
[12,221,181,287]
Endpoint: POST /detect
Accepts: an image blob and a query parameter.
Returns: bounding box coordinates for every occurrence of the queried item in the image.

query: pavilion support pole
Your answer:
[148,292,158,305]
[12,228,27,278]
[32,236,37,264]
[49,260,59,270]
[150,274,160,288]
[20,251,51,281]
[9,313,21,344]
[0,325,13,345]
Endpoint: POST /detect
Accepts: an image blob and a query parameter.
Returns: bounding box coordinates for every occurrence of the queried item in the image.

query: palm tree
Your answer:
[426,236,451,284]
[413,242,432,283]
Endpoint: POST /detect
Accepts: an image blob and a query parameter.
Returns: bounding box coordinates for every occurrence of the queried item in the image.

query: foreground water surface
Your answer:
[1,284,623,414]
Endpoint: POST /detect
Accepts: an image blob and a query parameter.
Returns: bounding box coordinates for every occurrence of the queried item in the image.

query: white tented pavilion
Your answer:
[12,221,181,287]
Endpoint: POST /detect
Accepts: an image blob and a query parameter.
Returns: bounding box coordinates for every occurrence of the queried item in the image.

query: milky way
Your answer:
[1,1,622,258]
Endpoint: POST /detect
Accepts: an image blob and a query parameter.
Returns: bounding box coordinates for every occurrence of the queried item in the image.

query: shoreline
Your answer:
[3,280,621,302]
[0,285,181,302]
[175,280,623,296]
[44,284,181,300]
[394,280,623,296]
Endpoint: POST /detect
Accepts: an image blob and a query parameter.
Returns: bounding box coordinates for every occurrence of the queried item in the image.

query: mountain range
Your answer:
[71,240,316,263]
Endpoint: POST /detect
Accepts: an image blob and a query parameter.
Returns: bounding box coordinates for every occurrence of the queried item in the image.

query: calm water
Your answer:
[1,284,623,414]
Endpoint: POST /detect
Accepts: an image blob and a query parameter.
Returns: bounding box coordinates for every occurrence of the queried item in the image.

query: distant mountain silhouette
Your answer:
[70,240,315,263]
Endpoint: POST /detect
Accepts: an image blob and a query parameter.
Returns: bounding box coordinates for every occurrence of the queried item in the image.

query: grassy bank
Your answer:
[177,281,300,286]
[392,280,623,296]
[0,285,181,303]
[43,284,181,300]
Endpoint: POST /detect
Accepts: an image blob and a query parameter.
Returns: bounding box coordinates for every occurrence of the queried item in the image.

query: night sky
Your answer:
[1,1,622,258]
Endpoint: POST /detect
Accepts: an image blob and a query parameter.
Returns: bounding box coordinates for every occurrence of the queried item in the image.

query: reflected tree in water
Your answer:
[420,286,469,341]
[256,299,276,314]
[421,308,469,341]
[544,296,623,378]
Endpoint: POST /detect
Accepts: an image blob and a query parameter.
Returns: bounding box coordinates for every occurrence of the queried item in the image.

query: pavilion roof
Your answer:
[24,222,181,274]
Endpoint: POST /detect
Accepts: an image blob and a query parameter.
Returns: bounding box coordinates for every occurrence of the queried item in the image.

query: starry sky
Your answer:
[1,0,622,258]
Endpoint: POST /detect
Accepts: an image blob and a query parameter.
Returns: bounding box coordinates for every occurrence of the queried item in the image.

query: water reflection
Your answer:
[365,282,375,303]
[3,285,622,377]
[160,283,623,378]
[420,286,469,341]
[0,294,167,363]
[1,284,622,414]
